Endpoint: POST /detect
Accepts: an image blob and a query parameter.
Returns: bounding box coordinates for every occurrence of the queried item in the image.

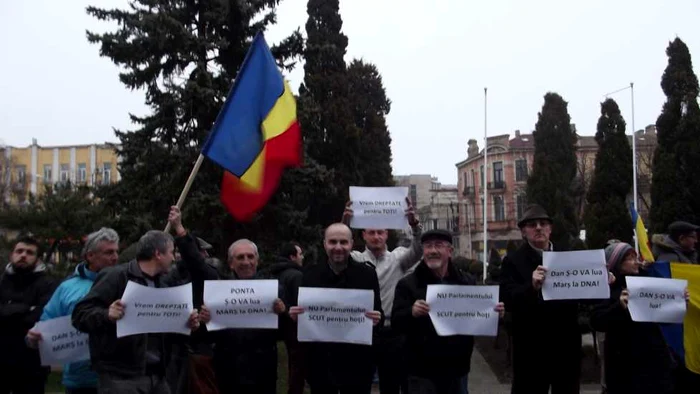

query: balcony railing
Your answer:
[462,185,476,196]
[488,181,506,191]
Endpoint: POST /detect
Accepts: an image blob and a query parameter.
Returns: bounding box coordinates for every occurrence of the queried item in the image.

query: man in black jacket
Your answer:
[200,238,287,394]
[392,229,504,394]
[266,242,306,394]
[290,223,383,394]
[499,204,581,394]
[72,212,200,394]
[0,235,57,394]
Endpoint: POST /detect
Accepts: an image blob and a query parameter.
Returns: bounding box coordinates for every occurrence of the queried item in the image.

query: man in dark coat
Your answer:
[652,221,699,264]
[0,235,57,394]
[190,235,287,394]
[72,209,200,394]
[499,204,582,394]
[265,242,306,394]
[290,223,384,394]
[392,229,504,394]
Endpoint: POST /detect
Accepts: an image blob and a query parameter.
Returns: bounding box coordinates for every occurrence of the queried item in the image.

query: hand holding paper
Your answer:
[187,309,200,330]
[412,300,430,317]
[494,302,505,318]
[108,300,125,322]
[199,305,211,323]
[532,266,547,290]
[364,310,381,326]
[289,306,304,322]
[273,298,286,315]
[25,329,42,349]
[620,289,630,309]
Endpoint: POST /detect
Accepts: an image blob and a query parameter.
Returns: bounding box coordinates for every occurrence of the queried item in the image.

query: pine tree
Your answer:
[347,59,394,187]
[86,1,317,251]
[650,38,700,233]
[583,99,634,249]
[526,92,579,247]
[299,0,362,226]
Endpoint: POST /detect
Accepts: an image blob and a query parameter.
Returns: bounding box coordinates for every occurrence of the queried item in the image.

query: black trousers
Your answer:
[375,326,407,394]
[309,384,372,394]
[406,375,468,394]
[65,389,98,394]
[510,336,581,394]
[673,365,700,394]
[0,364,47,394]
[97,374,170,394]
[285,338,307,394]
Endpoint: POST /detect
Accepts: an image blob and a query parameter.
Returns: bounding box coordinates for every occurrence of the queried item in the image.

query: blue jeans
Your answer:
[406,375,468,394]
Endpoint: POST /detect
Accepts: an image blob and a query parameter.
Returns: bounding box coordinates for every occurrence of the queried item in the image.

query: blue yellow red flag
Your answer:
[630,205,655,262]
[648,261,700,374]
[201,32,301,220]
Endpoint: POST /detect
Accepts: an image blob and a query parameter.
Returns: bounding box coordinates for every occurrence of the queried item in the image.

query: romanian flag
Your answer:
[201,32,301,221]
[630,206,655,262]
[648,262,700,374]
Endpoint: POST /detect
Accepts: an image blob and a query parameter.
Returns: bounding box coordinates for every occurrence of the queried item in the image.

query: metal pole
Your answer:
[483,87,488,283]
[630,82,639,253]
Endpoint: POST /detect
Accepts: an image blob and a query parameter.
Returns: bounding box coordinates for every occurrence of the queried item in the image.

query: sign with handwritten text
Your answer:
[426,285,499,336]
[542,250,609,300]
[627,276,687,323]
[117,281,193,338]
[203,279,279,330]
[349,186,408,229]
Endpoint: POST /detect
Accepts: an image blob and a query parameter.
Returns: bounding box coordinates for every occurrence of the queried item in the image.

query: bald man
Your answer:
[290,223,383,394]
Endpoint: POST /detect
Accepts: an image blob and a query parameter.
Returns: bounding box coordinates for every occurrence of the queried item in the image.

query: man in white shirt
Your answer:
[341,198,422,394]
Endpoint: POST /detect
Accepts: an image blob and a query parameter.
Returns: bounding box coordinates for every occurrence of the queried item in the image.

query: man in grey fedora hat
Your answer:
[499,204,613,394]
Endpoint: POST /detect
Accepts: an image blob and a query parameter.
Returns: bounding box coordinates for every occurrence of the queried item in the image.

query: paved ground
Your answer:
[371,345,603,394]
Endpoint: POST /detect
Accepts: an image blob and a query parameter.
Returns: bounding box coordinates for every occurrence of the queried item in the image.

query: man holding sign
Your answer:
[290,223,383,394]
[392,229,505,394]
[200,238,286,394]
[72,221,200,394]
[500,205,614,394]
[26,227,120,394]
[591,241,690,394]
[342,196,422,394]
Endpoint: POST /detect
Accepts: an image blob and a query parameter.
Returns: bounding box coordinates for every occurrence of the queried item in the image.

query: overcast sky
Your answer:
[2,0,700,184]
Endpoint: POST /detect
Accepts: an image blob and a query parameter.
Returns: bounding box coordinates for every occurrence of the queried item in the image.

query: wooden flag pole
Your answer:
[164,153,206,233]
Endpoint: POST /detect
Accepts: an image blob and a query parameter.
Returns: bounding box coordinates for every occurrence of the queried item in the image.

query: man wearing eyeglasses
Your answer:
[392,229,505,394]
[500,204,583,394]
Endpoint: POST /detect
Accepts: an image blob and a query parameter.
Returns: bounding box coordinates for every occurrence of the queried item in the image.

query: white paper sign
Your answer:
[542,250,610,301]
[426,285,500,337]
[203,279,279,330]
[297,287,374,345]
[117,281,193,338]
[349,186,408,230]
[626,276,688,323]
[36,316,90,366]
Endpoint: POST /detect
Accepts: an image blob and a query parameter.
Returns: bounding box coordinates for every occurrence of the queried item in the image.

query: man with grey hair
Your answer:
[73,208,201,394]
[170,213,286,394]
[190,236,286,394]
[27,227,119,394]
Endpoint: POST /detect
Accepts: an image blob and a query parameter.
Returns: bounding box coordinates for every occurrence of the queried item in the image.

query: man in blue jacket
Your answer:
[26,227,120,394]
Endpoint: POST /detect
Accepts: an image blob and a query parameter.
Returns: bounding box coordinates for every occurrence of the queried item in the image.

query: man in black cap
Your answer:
[652,221,699,264]
[392,229,505,394]
[499,204,583,394]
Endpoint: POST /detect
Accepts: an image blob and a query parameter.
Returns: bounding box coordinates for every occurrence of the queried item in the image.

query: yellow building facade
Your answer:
[2,139,120,197]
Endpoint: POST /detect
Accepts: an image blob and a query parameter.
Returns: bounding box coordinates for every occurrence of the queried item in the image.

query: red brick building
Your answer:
[454,126,656,260]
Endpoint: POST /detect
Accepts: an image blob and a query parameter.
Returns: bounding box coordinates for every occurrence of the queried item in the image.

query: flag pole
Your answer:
[164,153,205,233]
[483,87,488,284]
[630,82,639,254]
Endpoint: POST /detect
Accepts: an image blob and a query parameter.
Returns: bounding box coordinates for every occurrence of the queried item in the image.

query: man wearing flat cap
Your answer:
[392,229,505,394]
[499,204,586,394]
[652,221,699,264]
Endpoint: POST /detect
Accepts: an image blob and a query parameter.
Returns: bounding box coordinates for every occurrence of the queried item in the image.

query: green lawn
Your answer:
[46,342,309,393]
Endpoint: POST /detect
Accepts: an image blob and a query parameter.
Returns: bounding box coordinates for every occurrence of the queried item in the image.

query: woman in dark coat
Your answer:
[590,241,676,394]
